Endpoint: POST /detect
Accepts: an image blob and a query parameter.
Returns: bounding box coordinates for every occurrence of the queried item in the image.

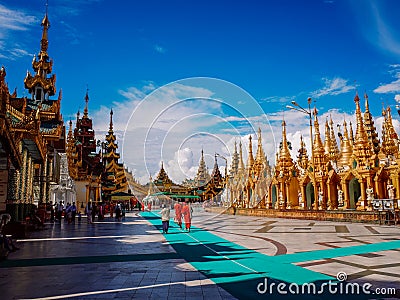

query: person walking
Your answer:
[174,201,182,229]
[91,204,97,223]
[71,203,77,222]
[181,202,193,232]
[115,203,122,222]
[160,204,170,234]
[56,201,63,222]
[85,201,92,224]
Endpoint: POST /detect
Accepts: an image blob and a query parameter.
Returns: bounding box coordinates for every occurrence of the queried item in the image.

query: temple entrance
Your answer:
[306,182,315,209]
[349,178,361,209]
[271,185,277,208]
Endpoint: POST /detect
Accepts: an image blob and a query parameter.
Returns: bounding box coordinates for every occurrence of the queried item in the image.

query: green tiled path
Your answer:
[141,211,400,299]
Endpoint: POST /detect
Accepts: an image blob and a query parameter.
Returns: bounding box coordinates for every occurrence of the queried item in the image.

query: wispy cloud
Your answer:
[311,77,355,98]
[0,4,37,59]
[89,78,274,184]
[374,71,400,94]
[0,4,37,32]
[154,44,166,54]
[52,0,103,16]
[260,95,295,104]
[352,1,400,57]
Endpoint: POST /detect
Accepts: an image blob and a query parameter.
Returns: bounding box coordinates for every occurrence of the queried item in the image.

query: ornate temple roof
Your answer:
[193,149,211,187]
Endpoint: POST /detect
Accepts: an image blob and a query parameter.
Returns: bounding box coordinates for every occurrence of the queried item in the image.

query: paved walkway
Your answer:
[0,207,399,299]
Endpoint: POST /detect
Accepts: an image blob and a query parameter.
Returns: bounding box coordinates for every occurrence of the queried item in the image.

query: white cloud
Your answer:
[260,95,295,104]
[351,2,400,57]
[107,78,272,184]
[0,4,37,59]
[374,72,400,94]
[0,4,37,32]
[395,94,400,102]
[311,77,354,98]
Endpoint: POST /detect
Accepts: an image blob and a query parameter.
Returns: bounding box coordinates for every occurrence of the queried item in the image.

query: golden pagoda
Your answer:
[228,129,272,209]
[193,149,211,188]
[271,120,298,209]
[101,109,128,200]
[264,92,400,213]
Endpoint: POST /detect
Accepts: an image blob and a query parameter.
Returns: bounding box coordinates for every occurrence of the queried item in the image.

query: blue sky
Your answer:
[1,0,400,183]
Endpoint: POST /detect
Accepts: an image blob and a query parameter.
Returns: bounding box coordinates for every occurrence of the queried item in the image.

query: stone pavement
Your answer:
[0,211,234,300]
[0,207,400,299]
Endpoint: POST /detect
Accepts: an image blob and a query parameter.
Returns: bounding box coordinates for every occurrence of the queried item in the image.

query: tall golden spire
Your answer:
[324,118,331,156]
[83,90,89,119]
[194,148,210,186]
[229,140,239,175]
[339,119,353,167]
[312,108,326,172]
[279,120,292,160]
[297,135,309,170]
[352,92,372,168]
[277,119,294,172]
[40,4,50,54]
[363,93,380,154]
[349,121,354,145]
[381,106,399,156]
[109,108,114,132]
[354,93,368,144]
[24,5,56,99]
[329,116,340,161]
[238,141,245,174]
[246,134,255,171]
[312,108,324,153]
[254,128,266,174]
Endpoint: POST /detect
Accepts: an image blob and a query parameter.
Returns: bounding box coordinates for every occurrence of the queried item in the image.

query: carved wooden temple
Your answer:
[66,91,102,209]
[0,10,65,217]
[101,109,128,200]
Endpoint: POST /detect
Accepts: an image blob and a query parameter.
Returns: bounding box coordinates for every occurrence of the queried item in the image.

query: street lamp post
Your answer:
[286,97,318,210]
[216,153,228,207]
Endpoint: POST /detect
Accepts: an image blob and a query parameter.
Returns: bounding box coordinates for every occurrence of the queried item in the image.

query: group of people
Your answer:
[160,202,193,234]
[51,202,78,223]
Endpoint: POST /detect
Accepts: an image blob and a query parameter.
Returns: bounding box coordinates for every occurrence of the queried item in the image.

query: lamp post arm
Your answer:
[286,105,309,115]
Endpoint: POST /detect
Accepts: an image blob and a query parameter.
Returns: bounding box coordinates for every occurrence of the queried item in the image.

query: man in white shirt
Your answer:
[160,204,170,234]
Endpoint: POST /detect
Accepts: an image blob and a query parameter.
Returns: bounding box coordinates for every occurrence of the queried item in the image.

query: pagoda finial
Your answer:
[364,92,370,112]
[353,92,368,144]
[312,108,324,153]
[349,121,353,143]
[255,127,265,164]
[67,119,73,137]
[329,115,340,160]
[324,118,331,156]
[238,141,245,173]
[109,108,114,132]
[40,1,50,53]
[279,119,291,159]
[339,119,353,166]
[381,106,399,156]
[83,89,89,118]
[246,134,254,170]
[297,134,309,170]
